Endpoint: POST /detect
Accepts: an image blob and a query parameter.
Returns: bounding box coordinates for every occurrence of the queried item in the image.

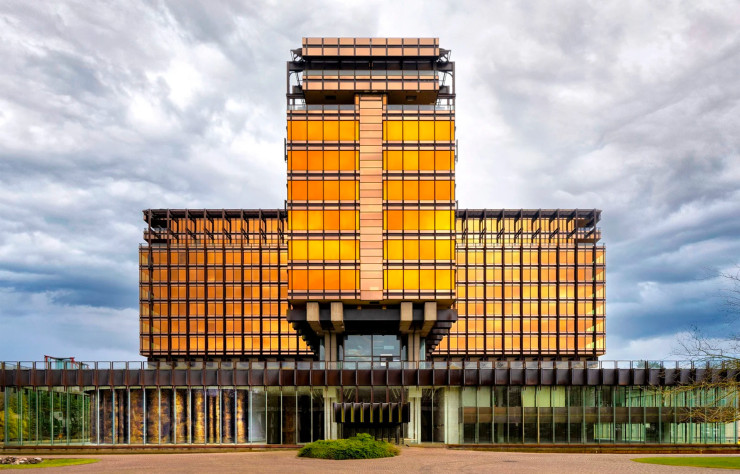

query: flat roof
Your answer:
[142,208,601,223]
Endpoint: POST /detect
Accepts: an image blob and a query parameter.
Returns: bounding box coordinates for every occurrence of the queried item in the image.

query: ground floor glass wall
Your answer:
[454,386,739,445]
[2,386,737,445]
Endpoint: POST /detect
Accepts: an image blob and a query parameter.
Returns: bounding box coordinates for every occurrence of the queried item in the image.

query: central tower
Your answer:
[286,38,458,360]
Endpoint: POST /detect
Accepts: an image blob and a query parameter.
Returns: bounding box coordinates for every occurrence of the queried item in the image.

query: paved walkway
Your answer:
[20,448,740,473]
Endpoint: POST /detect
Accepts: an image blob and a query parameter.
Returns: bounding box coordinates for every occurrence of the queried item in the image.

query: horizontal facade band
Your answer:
[2,363,737,388]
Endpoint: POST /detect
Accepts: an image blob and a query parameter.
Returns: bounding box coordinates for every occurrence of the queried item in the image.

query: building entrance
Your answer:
[333,401,410,444]
[340,423,403,444]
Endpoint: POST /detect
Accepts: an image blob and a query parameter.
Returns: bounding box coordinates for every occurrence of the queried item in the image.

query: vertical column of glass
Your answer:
[129,388,143,443]
[266,387,281,444]
[522,386,537,443]
[311,388,325,442]
[174,387,189,444]
[595,387,614,443]
[221,388,235,444]
[643,387,658,443]
[1,387,6,445]
[734,386,738,445]
[536,386,555,444]
[250,388,266,443]
[144,388,159,444]
[508,386,523,443]
[582,387,596,443]
[161,387,174,444]
[236,387,248,443]
[3,387,19,444]
[553,386,567,443]
[461,387,475,443]
[296,387,312,443]
[205,387,219,444]
[192,387,205,443]
[477,387,492,443]
[68,388,86,445]
[492,386,505,443]
[441,386,459,443]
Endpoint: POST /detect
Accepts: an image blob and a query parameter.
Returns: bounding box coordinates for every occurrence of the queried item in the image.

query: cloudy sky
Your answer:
[1,1,739,362]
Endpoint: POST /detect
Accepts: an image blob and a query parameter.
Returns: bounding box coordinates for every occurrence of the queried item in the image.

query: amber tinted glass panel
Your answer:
[436,214,605,358]
[139,214,310,358]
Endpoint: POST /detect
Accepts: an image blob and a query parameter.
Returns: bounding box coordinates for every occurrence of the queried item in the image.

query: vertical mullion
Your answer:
[204,211,209,357]
[158,388,162,445]
[222,212,227,359]
[166,210,172,360]
[96,388,100,445]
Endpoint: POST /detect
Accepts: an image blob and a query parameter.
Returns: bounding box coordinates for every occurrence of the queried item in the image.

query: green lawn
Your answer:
[633,457,740,470]
[0,459,98,470]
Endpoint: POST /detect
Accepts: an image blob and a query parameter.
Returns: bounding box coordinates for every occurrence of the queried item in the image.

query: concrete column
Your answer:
[421,301,437,336]
[445,387,460,444]
[324,387,339,440]
[323,333,337,362]
[307,302,322,336]
[330,302,344,333]
[408,332,420,362]
[400,301,413,333]
[407,387,422,443]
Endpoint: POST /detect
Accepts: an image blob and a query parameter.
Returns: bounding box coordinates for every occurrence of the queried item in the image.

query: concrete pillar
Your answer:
[307,302,322,336]
[421,301,437,337]
[407,387,422,443]
[330,302,344,333]
[323,333,337,362]
[408,332,420,362]
[324,387,339,440]
[445,387,460,444]
[400,301,413,333]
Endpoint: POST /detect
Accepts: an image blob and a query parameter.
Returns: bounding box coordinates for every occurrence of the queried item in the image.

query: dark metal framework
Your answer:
[3,361,737,390]
[444,209,605,359]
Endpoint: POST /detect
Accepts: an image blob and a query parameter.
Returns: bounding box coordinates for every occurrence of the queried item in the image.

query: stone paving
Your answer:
[15,447,740,473]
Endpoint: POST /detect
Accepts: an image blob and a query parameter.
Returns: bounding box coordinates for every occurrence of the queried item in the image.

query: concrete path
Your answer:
[18,447,740,473]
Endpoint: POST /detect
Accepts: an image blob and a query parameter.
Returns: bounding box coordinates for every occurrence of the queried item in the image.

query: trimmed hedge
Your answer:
[298,433,400,460]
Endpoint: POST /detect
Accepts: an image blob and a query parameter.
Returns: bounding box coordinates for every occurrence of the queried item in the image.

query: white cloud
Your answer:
[0,1,739,361]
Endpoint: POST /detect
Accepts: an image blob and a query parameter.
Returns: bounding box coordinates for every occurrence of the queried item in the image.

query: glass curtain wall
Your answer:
[3,385,737,446]
[443,212,606,359]
[451,386,738,444]
[1,386,322,446]
[140,211,311,359]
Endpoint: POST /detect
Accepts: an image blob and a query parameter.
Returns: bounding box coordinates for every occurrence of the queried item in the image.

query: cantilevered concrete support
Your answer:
[306,302,323,336]
[421,302,437,337]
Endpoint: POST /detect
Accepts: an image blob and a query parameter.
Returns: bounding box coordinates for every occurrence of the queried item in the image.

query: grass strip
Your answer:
[0,459,99,470]
[633,456,740,470]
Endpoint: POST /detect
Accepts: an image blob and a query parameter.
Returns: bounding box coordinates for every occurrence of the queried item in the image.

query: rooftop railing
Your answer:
[303,69,438,77]
[1,360,735,372]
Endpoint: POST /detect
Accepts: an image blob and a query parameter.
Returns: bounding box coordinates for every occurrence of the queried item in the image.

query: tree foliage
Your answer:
[670,268,740,424]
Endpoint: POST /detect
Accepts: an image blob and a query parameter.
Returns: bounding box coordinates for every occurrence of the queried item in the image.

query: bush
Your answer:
[298,433,400,460]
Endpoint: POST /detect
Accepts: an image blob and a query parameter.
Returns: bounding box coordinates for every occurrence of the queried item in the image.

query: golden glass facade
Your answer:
[439,210,605,358]
[139,38,606,360]
[139,210,310,359]
[286,108,361,301]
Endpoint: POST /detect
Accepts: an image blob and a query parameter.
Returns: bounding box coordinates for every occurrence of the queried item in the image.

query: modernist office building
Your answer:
[1,38,737,447]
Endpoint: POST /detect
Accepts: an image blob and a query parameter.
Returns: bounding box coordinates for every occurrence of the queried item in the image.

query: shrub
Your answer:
[298,433,400,460]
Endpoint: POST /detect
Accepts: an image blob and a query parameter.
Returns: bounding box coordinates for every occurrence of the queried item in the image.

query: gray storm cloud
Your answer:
[1,1,739,361]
